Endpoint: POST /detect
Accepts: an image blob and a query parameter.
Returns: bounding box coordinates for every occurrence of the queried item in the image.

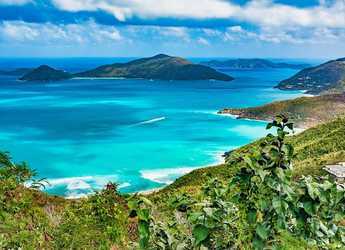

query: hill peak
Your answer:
[20,65,71,81]
[151,54,172,59]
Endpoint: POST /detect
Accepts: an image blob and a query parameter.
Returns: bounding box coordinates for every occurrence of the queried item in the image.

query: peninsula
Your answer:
[277,58,345,94]
[218,93,345,128]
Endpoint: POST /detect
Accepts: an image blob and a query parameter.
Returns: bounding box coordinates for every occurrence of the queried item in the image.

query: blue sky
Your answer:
[0,0,344,58]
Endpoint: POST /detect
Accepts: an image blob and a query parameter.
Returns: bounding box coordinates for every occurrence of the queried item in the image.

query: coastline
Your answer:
[61,109,307,199]
[137,150,226,195]
[44,150,227,199]
[216,110,306,133]
[128,91,320,196]
[216,91,315,132]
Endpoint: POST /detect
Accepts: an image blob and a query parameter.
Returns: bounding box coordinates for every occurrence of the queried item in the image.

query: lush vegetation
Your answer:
[1,116,345,249]
[219,94,345,128]
[0,153,132,249]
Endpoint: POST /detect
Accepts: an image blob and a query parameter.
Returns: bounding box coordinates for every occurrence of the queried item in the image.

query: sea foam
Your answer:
[140,167,196,184]
[44,175,131,198]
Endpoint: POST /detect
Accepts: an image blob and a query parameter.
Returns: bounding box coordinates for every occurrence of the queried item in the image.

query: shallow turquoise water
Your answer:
[0,59,304,197]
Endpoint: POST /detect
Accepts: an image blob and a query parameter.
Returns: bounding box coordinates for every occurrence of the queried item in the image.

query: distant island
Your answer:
[277,58,345,94]
[20,65,72,81]
[201,58,309,70]
[218,93,345,128]
[19,54,234,82]
[0,68,33,76]
[75,54,233,81]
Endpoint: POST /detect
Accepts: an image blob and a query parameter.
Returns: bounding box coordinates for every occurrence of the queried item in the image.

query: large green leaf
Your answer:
[192,224,209,246]
[253,236,265,250]
[302,201,316,216]
[137,208,150,222]
[247,210,257,224]
[256,224,270,240]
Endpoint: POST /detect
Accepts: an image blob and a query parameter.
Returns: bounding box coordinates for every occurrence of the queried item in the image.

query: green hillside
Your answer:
[276,57,345,94]
[219,94,345,128]
[1,117,345,249]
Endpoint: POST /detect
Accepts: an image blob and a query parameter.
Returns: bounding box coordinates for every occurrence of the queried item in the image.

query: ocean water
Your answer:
[0,58,305,198]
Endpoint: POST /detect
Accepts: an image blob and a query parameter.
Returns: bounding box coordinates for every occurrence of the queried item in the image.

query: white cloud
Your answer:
[1,20,344,49]
[0,0,31,5]
[51,0,345,29]
[126,25,191,42]
[202,28,222,37]
[197,37,210,45]
[52,0,239,21]
[158,27,190,41]
[237,0,345,28]
[0,20,123,44]
[204,24,345,45]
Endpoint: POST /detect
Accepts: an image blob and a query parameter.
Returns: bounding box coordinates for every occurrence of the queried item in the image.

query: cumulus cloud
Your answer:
[0,20,123,44]
[197,37,210,45]
[0,0,31,5]
[158,27,190,41]
[203,24,345,45]
[237,0,345,28]
[1,20,344,50]
[51,0,345,29]
[51,0,239,21]
[126,25,191,42]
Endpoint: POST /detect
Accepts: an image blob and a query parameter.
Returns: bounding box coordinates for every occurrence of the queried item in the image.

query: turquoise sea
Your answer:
[0,58,306,198]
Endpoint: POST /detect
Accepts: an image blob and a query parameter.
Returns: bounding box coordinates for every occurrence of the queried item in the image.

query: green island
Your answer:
[201,58,309,70]
[19,54,234,82]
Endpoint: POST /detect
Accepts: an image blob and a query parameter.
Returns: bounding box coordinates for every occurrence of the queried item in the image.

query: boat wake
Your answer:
[135,116,166,125]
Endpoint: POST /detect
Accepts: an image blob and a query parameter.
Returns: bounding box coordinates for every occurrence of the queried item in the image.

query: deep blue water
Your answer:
[0,58,305,198]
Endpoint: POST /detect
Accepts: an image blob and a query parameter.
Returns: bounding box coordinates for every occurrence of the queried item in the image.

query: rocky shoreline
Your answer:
[218,93,345,129]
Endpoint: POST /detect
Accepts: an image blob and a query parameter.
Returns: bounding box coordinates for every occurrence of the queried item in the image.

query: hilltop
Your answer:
[201,58,309,70]
[19,65,72,81]
[75,54,234,81]
[277,58,345,94]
